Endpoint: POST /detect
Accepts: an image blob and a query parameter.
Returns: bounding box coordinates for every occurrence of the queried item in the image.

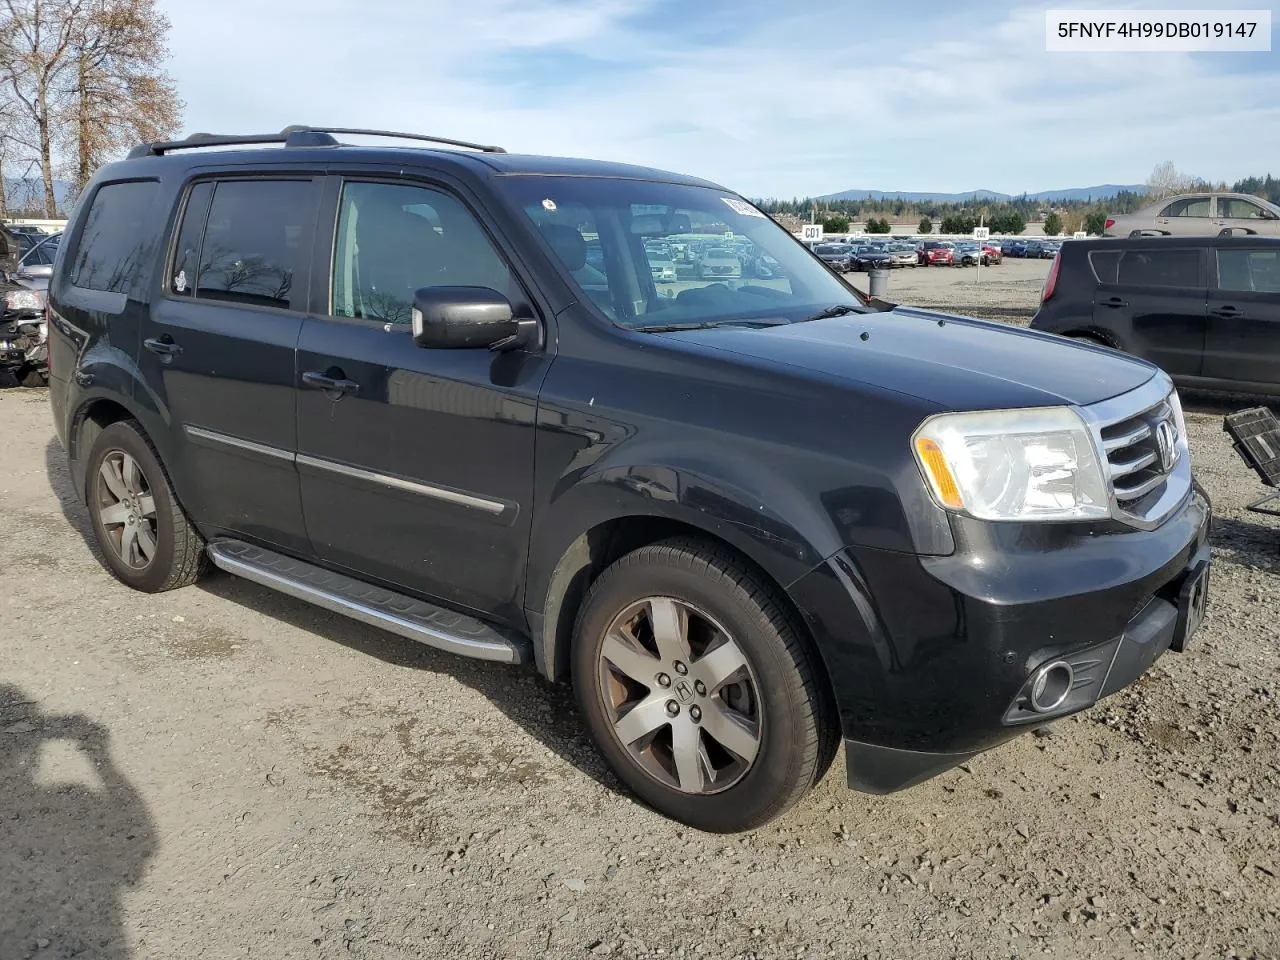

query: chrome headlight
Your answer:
[4,288,46,312]
[913,407,1110,521]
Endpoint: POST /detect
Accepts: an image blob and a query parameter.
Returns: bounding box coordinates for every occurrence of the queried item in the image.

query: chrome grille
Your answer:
[1101,397,1174,508]
[1081,376,1191,529]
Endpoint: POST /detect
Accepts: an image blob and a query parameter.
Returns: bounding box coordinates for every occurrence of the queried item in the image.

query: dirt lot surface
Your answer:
[2,268,1278,960]
[847,255,1054,321]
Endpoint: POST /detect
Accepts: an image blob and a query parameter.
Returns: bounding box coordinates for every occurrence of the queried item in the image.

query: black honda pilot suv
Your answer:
[47,127,1211,832]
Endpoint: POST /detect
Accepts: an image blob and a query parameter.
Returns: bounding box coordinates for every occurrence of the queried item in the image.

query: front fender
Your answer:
[527,445,848,613]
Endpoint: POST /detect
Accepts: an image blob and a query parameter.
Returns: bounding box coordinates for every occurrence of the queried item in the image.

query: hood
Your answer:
[662,306,1156,411]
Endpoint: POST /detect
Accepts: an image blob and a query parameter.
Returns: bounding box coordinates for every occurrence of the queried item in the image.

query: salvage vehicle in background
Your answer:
[1031,236,1280,397]
[1104,192,1280,238]
[48,126,1210,832]
[918,240,955,265]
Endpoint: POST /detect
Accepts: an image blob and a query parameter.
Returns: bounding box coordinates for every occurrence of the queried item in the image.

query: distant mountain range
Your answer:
[816,184,1146,203]
[3,177,76,214]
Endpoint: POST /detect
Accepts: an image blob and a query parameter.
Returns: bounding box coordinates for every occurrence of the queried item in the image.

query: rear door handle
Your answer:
[143,336,182,356]
[302,370,360,394]
[1100,297,1128,308]
[1210,305,1242,318]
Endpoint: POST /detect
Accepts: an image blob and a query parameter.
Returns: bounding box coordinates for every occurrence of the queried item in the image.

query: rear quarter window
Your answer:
[1114,249,1203,287]
[69,180,162,297]
[1088,250,1121,284]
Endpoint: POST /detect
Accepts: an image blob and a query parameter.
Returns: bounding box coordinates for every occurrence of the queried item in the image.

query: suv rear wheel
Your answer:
[572,538,835,832]
[85,420,206,592]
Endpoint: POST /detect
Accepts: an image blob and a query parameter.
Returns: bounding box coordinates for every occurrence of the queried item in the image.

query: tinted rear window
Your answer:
[70,180,161,294]
[1116,249,1201,287]
[1088,251,1122,284]
[1217,248,1280,293]
[192,180,314,311]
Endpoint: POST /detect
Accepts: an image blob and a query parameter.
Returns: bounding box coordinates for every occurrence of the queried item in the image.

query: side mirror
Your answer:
[411,286,538,351]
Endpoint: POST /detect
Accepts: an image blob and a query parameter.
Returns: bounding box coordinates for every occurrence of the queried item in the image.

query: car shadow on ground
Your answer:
[42,439,627,803]
[0,684,157,959]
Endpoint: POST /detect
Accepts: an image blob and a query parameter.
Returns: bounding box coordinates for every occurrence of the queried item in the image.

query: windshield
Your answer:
[496,176,866,329]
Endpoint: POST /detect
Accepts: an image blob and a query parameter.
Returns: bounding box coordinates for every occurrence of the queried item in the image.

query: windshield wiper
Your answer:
[804,304,864,322]
[632,318,790,333]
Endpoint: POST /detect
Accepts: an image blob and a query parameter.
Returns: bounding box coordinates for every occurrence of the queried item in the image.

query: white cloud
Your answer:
[161,0,1280,197]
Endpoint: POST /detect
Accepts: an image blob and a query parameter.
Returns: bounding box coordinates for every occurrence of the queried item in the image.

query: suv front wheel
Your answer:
[573,538,836,832]
[85,420,206,593]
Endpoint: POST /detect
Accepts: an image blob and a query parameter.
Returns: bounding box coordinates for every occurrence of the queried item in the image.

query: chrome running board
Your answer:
[206,539,529,665]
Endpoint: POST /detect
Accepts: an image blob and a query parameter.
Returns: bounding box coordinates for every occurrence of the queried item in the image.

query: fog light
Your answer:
[1030,661,1074,713]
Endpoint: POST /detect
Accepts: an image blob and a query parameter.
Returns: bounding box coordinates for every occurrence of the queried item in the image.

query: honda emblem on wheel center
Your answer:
[675,680,695,703]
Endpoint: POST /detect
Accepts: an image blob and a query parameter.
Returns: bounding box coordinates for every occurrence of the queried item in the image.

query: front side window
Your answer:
[1160,197,1211,218]
[1217,249,1280,293]
[497,176,866,330]
[70,180,160,294]
[192,180,313,310]
[1116,249,1202,287]
[332,180,512,325]
[1217,197,1266,220]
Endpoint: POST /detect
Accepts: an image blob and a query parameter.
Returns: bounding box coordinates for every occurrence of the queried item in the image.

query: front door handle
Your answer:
[1100,297,1128,309]
[143,336,183,357]
[302,370,360,395]
[1210,305,1242,318]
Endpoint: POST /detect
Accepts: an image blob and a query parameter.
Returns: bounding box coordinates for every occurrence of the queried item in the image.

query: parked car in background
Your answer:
[1003,239,1029,258]
[918,240,955,266]
[1022,240,1046,259]
[1031,236,1280,396]
[1039,240,1062,259]
[1,269,49,386]
[981,243,1003,264]
[850,244,894,271]
[887,243,919,268]
[954,242,983,266]
[1104,192,1280,238]
[697,244,743,280]
[813,243,855,272]
[10,232,60,280]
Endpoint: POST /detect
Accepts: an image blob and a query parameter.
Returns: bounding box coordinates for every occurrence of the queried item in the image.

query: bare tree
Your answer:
[60,0,180,194]
[1145,161,1197,201]
[0,0,88,216]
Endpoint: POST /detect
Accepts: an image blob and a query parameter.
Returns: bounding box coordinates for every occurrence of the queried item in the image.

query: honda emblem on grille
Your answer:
[1155,419,1177,472]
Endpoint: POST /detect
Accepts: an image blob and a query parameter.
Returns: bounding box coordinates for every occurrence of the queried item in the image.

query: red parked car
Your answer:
[919,240,955,266]
[982,243,1003,264]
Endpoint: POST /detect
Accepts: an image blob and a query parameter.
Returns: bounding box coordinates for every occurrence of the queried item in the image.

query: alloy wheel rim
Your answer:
[598,597,763,795]
[96,451,158,570]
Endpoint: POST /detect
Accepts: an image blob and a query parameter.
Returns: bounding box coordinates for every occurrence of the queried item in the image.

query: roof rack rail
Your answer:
[126,125,505,160]
[283,126,506,154]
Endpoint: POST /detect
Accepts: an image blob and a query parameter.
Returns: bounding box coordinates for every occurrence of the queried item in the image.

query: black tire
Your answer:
[18,368,47,388]
[572,537,837,832]
[84,420,207,593]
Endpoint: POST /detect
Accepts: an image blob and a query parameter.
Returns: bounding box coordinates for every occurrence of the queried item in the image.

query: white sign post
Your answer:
[972,226,990,282]
[800,224,824,244]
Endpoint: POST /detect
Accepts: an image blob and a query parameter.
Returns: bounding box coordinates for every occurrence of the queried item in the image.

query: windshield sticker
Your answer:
[721,197,765,218]
[173,269,187,293]
[542,198,558,212]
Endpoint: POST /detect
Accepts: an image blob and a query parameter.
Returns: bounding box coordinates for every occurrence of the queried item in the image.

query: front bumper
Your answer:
[788,487,1211,793]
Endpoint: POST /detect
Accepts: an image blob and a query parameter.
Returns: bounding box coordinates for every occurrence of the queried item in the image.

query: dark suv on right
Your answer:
[1031,236,1280,397]
[47,127,1211,832]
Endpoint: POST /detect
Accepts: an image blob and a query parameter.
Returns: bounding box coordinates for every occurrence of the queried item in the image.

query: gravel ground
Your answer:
[2,273,1279,960]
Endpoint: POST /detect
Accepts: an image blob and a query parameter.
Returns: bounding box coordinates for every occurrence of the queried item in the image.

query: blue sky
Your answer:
[163,0,1280,198]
